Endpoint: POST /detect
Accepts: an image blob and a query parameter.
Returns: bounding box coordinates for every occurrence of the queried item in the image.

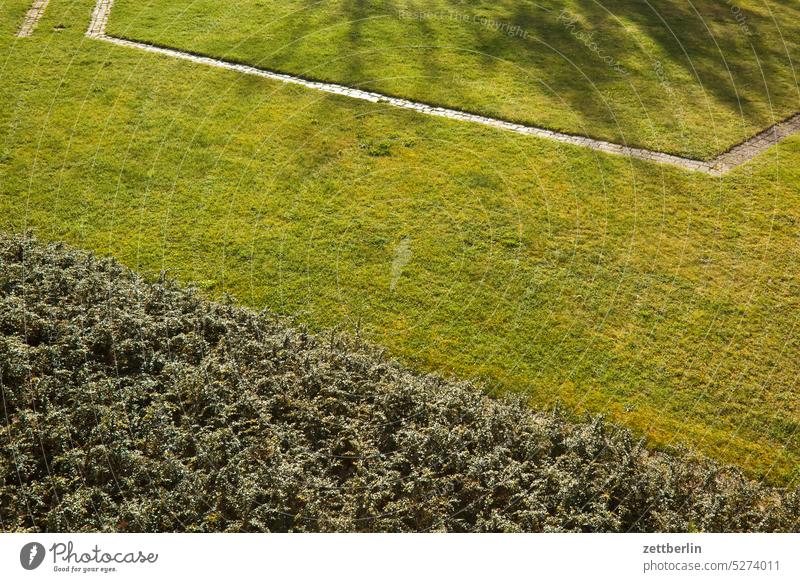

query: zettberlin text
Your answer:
[643,543,702,554]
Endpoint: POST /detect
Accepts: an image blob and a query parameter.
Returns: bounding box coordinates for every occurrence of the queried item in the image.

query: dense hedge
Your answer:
[0,234,797,532]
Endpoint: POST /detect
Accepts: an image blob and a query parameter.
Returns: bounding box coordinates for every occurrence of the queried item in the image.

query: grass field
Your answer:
[1,0,799,483]
[106,0,800,159]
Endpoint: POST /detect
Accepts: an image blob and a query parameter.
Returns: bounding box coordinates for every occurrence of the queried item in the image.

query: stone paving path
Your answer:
[713,112,800,172]
[82,0,800,175]
[87,0,114,38]
[16,0,50,37]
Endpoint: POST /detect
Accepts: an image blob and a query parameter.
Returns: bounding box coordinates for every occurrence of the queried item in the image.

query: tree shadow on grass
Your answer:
[504,0,800,134]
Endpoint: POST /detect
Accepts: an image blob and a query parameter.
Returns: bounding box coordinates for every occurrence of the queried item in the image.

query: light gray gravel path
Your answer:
[86,0,799,176]
[16,0,50,37]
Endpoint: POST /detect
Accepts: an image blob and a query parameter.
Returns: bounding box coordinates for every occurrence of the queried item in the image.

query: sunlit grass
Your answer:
[1,0,798,483]
[107,0,800,159]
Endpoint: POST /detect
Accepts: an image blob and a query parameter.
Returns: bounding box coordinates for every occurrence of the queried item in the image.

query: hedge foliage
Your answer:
[1,234,797,532]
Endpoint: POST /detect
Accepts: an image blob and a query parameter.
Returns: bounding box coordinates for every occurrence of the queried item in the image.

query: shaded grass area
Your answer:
[1,0,799,483]
[107,0,800,159]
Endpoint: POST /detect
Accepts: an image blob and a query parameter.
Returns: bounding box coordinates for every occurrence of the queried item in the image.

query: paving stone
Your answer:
[16,0,49,37]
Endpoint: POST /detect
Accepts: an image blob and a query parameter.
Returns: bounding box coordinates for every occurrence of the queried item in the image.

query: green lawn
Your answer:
[106,0,800,159]
[1,0,799,483]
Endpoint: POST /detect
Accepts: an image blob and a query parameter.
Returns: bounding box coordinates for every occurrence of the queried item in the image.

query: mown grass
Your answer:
[4,233,799,532]
[1,0,799,483]
[106,0,800,159]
